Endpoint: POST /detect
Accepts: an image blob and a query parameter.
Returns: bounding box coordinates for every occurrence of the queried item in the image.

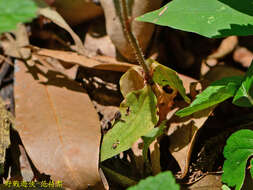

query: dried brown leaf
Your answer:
[233,47,253,68]
[32,47,133,72]
[14,60,103,189]
[37,5,87,55]
[208,36,238,59]
[166,75,213,178]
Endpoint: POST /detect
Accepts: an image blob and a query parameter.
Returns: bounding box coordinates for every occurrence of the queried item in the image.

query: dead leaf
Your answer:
[52,0,103,25]
[208,36,238,59]
[37,4,87,55]
[100,0,162,62]
[187,174,222,190]
[233,47,253,68]
[166,75,213,179]
[1,24,30,59]
[14,60,103,189]
[0,96,14,174]
[32,47,133,72]
[84,19,117,58]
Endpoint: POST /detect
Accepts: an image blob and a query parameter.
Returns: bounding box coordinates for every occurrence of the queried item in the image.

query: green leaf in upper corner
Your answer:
[100,86,158,162]
[0,0,38,34]
[142,122,166,162]
[127,171,180,190]
[222,130,253,190]
[175,76,243,117]
[147,59,190,103]
[137,0,253,38]
[233,61,253,107]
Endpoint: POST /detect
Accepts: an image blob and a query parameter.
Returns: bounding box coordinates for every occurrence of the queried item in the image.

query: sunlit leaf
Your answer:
[137,0,253,38]
[176,76,243,117]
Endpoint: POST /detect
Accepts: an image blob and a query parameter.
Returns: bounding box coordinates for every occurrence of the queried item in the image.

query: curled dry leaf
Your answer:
[233,47,253,68]
[100,0,162,62]
[166,75,213,179]
[14,60,103,189]
[37,4,87,55]
[32,47,133,72]
[208,36,238,60]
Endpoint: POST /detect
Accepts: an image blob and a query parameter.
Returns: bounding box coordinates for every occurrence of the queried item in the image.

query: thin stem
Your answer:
[120,0,152,82]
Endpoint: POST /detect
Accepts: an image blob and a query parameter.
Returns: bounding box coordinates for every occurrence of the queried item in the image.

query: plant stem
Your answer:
[119,0,152,82]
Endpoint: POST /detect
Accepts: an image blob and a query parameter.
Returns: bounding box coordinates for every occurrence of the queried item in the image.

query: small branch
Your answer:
[120,0,152,82]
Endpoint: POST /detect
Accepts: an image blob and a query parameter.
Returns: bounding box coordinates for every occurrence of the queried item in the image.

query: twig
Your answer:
[119,0,152,83]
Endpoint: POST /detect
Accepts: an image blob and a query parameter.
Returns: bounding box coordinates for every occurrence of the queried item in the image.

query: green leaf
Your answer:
[137,0,253,38]
[222,129,253,190]
[100,86,158,161]
[147,59,190,103]
[142,122,166,162]
[0,0,37,34]
[233,61,253,107]
[250,159,253,179]
[176,76,243,117]
[127,171,180,190]
[222,185,231,190]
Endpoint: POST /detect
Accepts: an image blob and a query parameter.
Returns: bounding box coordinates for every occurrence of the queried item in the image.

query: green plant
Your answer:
[126,171,180,190]
[101,0,253,189]
[0,0,38,34]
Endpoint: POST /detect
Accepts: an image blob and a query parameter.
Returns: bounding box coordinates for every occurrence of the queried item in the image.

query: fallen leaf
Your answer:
[0,96,14,175]
[166,75,213,178]
[208,36,238,59]
[37,3,87,55]
[100,0,162,62]
[32,47,133,72]
[14,60,103,189]
[52,0,103,25]
[233,47,253,68]
[187,174,222,190]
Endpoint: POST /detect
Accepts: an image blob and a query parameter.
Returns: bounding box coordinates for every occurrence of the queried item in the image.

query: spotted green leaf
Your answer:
[101,86,158,161]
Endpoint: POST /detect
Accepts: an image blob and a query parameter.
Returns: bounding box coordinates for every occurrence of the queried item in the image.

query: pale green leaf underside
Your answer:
[100,86,158,161]
[127,171,180,190]
[137,0,253,38]
[176,76,243,117]
[0,0,37,34]
[222,130,253,190]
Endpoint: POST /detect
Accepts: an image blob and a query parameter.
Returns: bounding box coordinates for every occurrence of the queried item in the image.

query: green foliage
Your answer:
[0,0,37,34]
[233,62,253,107]
[100,86,158,161]
[222,185,231,190]
[222,130,253,190]
[137,0,253,38]
[127,171,180,190]
[147,59,190,103]
[176,62,253,117]
[175,76,243,117]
